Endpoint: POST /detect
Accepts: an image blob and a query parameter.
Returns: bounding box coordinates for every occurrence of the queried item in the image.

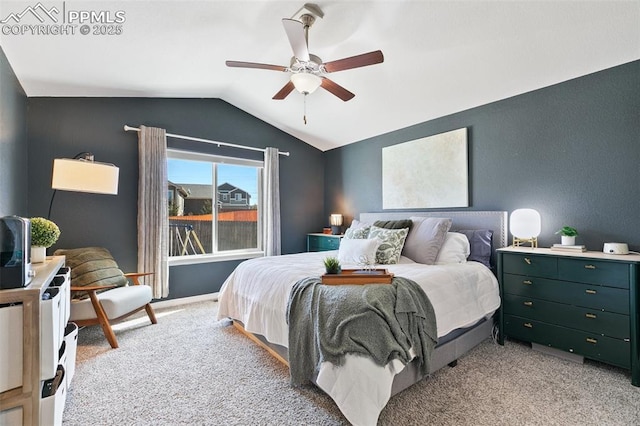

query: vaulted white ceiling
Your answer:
[2,1,638,151]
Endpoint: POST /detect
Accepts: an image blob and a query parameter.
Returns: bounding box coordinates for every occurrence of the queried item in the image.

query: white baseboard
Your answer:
[151,292,218,310]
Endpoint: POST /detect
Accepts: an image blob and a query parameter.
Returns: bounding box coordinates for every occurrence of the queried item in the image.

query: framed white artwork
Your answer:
[382,128,468,209]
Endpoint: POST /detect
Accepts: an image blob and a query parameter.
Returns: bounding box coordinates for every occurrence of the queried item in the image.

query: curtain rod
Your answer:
[123,125,290,157]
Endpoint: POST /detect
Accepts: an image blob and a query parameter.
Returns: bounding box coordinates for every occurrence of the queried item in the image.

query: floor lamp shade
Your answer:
[51,158,119,195]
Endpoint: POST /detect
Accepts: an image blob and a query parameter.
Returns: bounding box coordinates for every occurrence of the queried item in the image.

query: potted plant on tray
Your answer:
[555,226,578,246]
[323,256,341,274]
[30,217,60,263]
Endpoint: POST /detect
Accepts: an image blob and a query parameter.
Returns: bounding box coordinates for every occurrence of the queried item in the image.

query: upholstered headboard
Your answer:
[359,211,508,267]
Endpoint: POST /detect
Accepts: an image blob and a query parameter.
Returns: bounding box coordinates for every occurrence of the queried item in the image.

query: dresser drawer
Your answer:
[502,253,557,279]
[558,258,629,289]
[503,274,629,314]
[503,294,629,339]
[307,235,341,251]
[504,315,630,368]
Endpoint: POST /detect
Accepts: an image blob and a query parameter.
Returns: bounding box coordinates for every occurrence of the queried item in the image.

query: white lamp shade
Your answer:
[52,158,119,195]
[330,214,343,226]
[510,209,541,239]
[291,73,322,94]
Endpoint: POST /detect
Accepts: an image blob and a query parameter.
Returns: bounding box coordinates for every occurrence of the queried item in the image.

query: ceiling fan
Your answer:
[225,4,384,102]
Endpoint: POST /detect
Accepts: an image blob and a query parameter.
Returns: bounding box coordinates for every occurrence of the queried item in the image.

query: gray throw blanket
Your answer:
[286,276,438,386]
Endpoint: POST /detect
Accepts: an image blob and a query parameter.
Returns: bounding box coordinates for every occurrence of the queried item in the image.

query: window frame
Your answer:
[167,148,264,266]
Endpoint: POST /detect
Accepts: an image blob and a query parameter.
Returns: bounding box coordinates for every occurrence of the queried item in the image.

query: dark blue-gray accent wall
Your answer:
[0,47,27,217]
[324,60,640,250]
[25,98,325,299]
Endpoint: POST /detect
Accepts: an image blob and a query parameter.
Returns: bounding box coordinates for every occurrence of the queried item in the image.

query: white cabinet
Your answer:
[0,304,23,393]
[0,257,77,426]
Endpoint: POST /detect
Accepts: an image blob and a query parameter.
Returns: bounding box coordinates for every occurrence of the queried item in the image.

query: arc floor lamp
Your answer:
[48,152,120,219]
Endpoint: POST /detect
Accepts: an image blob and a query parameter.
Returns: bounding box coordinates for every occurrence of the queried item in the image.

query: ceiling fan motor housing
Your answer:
[289,54,323,74]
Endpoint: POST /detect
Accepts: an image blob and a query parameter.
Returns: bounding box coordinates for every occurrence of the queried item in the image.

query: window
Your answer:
[167,149,263,264]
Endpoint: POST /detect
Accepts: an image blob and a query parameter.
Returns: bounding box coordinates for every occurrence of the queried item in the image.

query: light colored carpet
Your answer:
[63,301,640,425]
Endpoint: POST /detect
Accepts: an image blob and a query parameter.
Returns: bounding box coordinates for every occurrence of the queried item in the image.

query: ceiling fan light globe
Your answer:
[291,73,321,94]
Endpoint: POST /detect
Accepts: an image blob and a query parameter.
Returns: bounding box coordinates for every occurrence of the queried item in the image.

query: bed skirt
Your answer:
[232,316,494,397]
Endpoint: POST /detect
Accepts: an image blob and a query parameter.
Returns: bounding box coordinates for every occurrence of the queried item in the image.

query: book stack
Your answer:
[550,243,587,252]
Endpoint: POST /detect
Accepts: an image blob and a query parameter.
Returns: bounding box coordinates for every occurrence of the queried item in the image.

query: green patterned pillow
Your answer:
[345,226,371,239]
[53,247,128,300]
[344,219,371,239]
[368,225,409,264]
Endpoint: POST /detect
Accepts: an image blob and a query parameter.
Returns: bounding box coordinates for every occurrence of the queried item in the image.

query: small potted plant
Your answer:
[30,217,60,263]
[555,226,578,246]
[323,256,341,274]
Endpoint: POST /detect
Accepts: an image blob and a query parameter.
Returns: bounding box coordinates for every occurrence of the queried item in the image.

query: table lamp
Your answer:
[510,208,541,248]
[330,214,343,235]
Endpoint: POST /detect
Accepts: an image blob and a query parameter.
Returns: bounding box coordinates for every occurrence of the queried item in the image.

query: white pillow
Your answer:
[435,232,470,265]
[338,238,381,265]
[349,219,369,229]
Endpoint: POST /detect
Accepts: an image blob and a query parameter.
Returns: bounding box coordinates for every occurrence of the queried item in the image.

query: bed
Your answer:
[217,211,507,425]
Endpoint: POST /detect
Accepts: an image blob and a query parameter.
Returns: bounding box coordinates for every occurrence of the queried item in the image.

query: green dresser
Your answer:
[497,247,640,386]
[307,233,342,252]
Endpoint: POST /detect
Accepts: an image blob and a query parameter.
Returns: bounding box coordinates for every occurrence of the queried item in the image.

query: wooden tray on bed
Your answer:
[321,269,394,285]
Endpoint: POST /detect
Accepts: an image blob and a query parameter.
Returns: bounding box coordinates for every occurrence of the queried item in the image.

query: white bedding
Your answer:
[217,250,500,425]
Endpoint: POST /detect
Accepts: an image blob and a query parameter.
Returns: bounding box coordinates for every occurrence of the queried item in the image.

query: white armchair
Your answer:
[55,247,157,349]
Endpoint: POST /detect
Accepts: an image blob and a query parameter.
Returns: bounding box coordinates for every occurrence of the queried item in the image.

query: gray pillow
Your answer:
[53,247,128,300]
[456,229,493,268]
[402,217,453,264]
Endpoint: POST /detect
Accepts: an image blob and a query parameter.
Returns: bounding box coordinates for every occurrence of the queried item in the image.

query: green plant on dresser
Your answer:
[497,247,640,387]
[307,233,342,252]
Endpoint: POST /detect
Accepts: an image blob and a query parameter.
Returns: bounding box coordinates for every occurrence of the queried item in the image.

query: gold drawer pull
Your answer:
[584,264,596,270]
[585,289,597,295]
[586,337,598,344]
[523,280,532,285]
[585,313,597,319]
[524,258,532,265]
[523,301,533,307]
[523,322,533,328]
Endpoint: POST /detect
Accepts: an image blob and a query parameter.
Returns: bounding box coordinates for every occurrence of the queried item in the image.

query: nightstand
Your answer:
[307,233,342,252]
[497,247,640,386]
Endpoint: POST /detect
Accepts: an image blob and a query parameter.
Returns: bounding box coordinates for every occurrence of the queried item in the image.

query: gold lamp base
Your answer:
[513,237,538,248]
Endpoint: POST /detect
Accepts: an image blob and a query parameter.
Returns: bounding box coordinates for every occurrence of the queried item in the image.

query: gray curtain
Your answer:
[263,147,281,256]
[137,126,169,298]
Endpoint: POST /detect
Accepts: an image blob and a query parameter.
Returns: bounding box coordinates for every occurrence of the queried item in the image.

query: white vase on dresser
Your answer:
[31,246,46,263]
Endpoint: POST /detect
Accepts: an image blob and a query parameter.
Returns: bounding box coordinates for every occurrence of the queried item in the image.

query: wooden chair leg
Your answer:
[145,303,158,324]
[87,290,119,349]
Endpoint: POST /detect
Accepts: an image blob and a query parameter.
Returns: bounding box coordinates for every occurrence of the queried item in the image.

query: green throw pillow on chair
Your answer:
[53,247,128,300]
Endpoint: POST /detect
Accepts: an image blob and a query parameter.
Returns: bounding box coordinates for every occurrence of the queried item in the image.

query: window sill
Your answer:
[168,251,264,266]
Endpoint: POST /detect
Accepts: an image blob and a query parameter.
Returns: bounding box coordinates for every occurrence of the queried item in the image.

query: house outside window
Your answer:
[167,149,263,265]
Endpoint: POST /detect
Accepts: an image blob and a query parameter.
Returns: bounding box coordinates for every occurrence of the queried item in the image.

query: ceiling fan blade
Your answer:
[320,78,355,102]
[272,81,295,100]
[225,61,287,72]
[282,18,310,62]
[323,50,384,73]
